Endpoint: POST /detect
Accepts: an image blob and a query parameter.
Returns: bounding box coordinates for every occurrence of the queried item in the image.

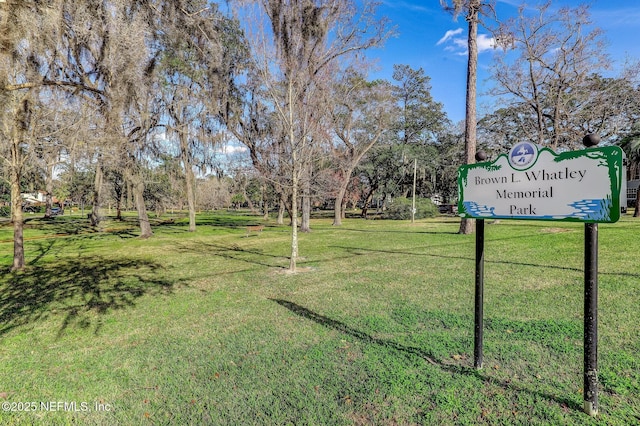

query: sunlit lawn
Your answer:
[0,211,638,425]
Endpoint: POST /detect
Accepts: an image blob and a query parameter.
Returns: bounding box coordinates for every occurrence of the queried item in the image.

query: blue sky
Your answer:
[367,0,640,123]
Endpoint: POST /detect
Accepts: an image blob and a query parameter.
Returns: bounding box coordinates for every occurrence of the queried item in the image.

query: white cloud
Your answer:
[437,28,463,45]
[438,30,496,55]
[477,34,497,53]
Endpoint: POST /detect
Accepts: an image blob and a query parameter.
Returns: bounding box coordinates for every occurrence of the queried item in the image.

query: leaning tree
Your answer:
[328,69,395,226]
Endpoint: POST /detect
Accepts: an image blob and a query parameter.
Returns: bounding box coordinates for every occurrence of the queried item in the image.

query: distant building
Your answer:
[20,191,61,205]
[21,191,47,204]
[628,180,639,208]
[628,165,640,208]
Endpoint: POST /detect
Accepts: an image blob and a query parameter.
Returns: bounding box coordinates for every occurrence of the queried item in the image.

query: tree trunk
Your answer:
[243,189,258,214]
[361,184,377,219]
[334,163,360,226]
[634,188,640,217]
[288,78,299,272]
[90,160,104,227]
[290,157,299,272]
[262,182,269,221]
[361,193,372,219]
[180,133,197,232]
[459,1,479,235]
[44,162,55,218]
[333,175,348,226]
[116,188,124,220]
[301,182,311,233]
[185,164,197,232]
[10,164,25,271]
[277,196,285,225]
[131,173,153,238]
[127,180,133,211]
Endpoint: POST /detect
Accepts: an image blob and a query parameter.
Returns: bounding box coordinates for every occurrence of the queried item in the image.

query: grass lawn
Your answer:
[0,211,638,425]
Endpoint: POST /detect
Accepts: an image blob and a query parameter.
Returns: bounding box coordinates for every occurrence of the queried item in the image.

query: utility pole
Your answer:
[411,158,417,223]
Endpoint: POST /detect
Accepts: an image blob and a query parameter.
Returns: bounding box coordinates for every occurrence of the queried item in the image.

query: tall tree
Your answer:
[480,71,640,153]
[29,94,85,219]
[56,0,156,229]
[0,0,94,269]
[440,0,494,234]
[355,144,397,218]
[223,73,296,226]
[570,71,640,142]
[237,0,391,272]
[489,1,610,150]
[393,65,447,147]
[391,64,449,200]
[329,71,394,225]
[120,93,159,239]
[158,0,247,232]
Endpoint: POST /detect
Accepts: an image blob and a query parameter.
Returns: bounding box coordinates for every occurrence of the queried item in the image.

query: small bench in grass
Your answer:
[245,224,265,237]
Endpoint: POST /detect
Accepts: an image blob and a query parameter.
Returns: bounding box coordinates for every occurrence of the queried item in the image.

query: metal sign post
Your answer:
[584,222,598,416]
[582,134,600,416]
[473,150,487,370]
[474,218,484,370]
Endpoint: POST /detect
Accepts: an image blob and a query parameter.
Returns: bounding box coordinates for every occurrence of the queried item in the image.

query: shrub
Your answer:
[383,197,438,220]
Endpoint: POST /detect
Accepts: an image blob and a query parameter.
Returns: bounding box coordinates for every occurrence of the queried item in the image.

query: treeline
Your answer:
[1,0,639,271]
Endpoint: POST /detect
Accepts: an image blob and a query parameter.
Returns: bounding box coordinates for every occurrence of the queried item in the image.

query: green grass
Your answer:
[0,211,638,425]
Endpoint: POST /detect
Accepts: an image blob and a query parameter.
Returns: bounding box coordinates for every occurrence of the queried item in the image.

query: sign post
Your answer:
[584,222,598,416]
[457,136,624,416]
[582,132,601,416]
[474,217,484,370]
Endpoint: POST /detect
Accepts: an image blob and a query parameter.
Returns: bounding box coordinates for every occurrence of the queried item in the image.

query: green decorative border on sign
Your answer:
[457,146,623,223]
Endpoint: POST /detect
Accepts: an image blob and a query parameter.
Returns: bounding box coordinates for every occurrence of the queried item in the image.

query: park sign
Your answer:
[460,137,624,416]
[457,142,625,223]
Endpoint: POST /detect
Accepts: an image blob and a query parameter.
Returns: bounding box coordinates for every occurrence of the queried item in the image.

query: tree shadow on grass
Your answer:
[174,241,288,270]
[23,217,95,234]
[270,299,583,412]
[29,238,58,265]
[186,215,264,229]
[339,227,459,235]
[0,256,174,337]
[332,245,640,279]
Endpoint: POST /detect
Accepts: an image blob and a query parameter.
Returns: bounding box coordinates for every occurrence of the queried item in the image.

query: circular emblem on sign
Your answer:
[508,142,538,170]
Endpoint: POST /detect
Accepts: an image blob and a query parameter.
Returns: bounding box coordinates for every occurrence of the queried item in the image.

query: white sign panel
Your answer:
[458,143,624,223]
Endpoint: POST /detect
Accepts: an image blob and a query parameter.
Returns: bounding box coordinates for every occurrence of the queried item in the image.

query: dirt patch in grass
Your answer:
[273,266,316,275]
